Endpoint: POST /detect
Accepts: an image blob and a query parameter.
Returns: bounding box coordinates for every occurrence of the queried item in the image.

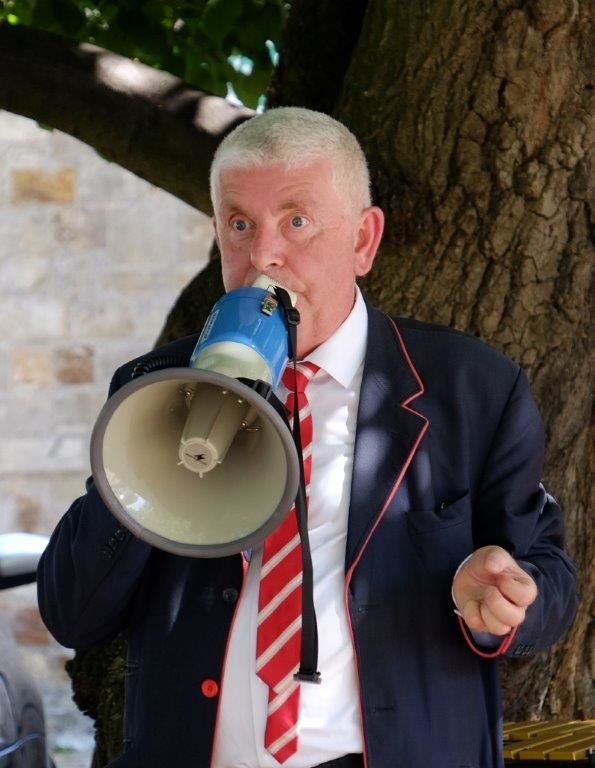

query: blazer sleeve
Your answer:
[37,367,153,649]
[472,366,578,657]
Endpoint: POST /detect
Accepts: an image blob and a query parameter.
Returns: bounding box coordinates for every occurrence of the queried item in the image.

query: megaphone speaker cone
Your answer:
[91,368,299,558]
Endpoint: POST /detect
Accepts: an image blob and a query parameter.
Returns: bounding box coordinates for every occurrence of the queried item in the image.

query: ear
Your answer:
[354,206,384,277]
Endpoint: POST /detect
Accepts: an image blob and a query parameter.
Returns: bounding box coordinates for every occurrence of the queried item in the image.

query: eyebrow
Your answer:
[221,194,317,215]
[278,197,316,211]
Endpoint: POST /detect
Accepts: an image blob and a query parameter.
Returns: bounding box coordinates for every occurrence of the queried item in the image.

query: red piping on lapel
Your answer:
[208,554,248,768]
[346,314,428,577]
[344,315,429,768]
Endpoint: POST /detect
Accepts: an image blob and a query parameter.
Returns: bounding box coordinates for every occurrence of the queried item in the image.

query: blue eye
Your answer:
[291,216,306,228]
[232,219,248,232]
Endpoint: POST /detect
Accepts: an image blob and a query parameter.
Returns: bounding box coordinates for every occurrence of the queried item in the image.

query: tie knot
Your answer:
[281,362,319,394]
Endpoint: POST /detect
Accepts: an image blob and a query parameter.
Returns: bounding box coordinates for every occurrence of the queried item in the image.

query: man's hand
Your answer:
[452,546,538,635]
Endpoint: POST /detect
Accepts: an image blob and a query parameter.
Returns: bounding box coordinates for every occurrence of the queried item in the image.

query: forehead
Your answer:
[215,159,341,212]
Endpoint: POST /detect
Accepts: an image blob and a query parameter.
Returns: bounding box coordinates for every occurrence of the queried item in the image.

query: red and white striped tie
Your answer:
[256,361,319,764]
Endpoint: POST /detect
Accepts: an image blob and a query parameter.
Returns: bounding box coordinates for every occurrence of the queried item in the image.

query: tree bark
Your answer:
[333,0,594,719]
[0,23,252,213]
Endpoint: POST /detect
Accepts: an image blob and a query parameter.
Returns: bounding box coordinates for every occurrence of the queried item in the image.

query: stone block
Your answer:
[180,211,214,265]
[54,346,95,385]
[0,207,57,259]
[95,339,154,387]
[13,493,43,531]
[51,388,105,428]
[101,266,198,296]
[0,482,45,532]
[0,259,49,293]
[52,206,107,249]
[11,347,53,387]
[77,153,151,203]
[73,300,135,338]
[0,298,66,340]
[130,298,180,337]
[0,111,45,142]
[0,157,5,206]
[46,473,91,522]
[0,389,55,439]
[106,199,183,266]
[101,269,160,293]
[12,606,52,645]
[0,474,86,533]
[0,431,89,475]
[11,168,76,204]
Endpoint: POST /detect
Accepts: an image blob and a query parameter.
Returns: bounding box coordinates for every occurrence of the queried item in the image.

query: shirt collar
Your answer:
[305,286,368,389]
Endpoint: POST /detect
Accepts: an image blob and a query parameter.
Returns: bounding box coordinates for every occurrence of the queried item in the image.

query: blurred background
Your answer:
[0,108,212,767]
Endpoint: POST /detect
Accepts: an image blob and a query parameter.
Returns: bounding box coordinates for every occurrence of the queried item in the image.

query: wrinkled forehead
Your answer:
[211,155,353,214]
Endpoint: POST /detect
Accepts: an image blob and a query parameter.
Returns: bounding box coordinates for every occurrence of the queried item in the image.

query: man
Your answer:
[38,108,578,768]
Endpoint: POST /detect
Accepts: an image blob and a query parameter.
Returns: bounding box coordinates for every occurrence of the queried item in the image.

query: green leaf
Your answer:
[8,0,288,106]
[201,0,243,46]
[33,0,86,37]
[5,0,34,26]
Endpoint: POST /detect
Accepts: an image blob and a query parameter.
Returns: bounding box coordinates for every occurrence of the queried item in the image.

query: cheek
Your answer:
[220,260,242,292]
[220,247,252,292]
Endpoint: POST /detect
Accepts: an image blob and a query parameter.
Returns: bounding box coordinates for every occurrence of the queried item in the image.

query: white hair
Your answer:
[210,107,372,213]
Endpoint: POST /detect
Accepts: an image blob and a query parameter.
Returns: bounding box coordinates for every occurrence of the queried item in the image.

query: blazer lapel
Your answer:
[346,304,429,569]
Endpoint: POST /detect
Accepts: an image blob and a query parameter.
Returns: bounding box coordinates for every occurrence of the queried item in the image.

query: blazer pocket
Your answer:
[406,491,473,575]
[406,490,470,534]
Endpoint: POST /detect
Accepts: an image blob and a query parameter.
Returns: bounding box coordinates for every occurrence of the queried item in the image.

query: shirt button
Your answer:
[221,587,238,604]
[201,679,219,698]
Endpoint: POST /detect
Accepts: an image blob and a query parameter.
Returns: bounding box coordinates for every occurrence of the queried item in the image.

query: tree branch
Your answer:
[0,23,254,213]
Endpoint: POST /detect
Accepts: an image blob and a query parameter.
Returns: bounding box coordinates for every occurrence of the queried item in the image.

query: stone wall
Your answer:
[0,110,213,765]
[0,110,212,535]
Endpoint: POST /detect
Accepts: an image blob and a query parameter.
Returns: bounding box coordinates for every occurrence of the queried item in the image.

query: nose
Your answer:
[250,222,285,273]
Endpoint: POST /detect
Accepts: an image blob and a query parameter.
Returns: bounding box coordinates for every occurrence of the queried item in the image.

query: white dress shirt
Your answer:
[212,288,368,768]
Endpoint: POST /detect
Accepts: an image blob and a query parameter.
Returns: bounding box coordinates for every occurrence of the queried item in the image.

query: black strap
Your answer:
[274,288,321,685]
[135,291,321,683]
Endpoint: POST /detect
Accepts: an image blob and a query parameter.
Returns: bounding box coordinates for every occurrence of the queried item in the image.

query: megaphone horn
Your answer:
[90,277,300,558]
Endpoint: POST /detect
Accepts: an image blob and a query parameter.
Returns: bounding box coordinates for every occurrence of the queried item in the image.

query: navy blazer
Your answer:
[38,304,578,768]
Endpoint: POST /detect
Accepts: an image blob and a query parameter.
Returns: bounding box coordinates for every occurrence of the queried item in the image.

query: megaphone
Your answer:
[90,276,300,558]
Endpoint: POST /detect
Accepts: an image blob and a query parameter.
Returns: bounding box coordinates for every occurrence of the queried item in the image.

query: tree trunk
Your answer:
[37,0,593,762]
[333,0,593,718]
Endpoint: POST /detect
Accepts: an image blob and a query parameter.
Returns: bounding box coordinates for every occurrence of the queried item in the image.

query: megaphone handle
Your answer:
[289,367,321,685]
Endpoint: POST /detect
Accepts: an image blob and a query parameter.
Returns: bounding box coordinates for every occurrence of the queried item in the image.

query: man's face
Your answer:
[213,158,383,358]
